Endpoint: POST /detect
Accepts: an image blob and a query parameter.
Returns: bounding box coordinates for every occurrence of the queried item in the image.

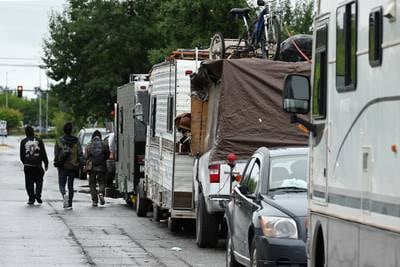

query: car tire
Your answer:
[226,229,240,267]
[250,238,258,267]
[168,217,182,232]
[136,182,148,217]
[196,191,218,248]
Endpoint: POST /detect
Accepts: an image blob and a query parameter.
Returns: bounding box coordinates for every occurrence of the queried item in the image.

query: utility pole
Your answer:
[5,72,8,108]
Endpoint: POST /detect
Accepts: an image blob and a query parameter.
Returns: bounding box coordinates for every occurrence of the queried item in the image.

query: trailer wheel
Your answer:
[136,182,149,217]
[168,217,182,233]
[196,191,218,248]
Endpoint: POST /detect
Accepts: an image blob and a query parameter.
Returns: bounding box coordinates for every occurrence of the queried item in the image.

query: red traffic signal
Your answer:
[17,85,23,98]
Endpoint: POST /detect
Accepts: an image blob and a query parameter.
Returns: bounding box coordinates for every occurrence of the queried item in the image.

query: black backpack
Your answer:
[58,138,73,162]
[24,138,42,165]
[89,137,104,165]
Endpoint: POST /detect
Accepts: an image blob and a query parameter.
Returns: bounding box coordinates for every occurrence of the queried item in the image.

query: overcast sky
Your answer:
[0,0,65,98]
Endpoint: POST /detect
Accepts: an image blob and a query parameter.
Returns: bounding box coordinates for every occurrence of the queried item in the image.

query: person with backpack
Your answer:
[85,130,110,207]
[20,125,49,205]
[54,122,84,209]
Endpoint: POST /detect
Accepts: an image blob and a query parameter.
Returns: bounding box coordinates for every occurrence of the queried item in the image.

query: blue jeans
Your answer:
[58,168,77,204]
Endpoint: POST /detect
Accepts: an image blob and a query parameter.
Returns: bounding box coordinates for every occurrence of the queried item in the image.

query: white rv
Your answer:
[282,0,400,266]
[137,56,200,231]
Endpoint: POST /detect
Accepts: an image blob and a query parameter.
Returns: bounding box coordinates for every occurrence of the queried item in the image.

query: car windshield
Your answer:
[268,155,308,191]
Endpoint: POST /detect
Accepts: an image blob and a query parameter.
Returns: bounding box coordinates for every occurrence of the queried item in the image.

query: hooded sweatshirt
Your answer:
[20,136,49,168]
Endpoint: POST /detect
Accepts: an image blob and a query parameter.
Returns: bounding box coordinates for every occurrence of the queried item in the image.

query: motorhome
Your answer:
[137,50,205,231]
[115,74,149,204]
[282,0,400,266]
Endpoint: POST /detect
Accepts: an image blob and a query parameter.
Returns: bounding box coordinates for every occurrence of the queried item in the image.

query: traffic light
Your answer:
[17,85,23,98]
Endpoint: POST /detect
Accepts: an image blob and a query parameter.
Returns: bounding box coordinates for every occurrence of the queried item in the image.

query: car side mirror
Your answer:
[239,184,249,195]
[257,0,265,6]
[282,74,311,115]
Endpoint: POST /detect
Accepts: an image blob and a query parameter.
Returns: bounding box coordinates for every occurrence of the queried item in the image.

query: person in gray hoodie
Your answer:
[54,122,84,209]
[20,125,48,205]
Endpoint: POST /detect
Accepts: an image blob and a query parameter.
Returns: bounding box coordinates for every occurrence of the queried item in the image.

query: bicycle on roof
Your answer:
[209,0,282,60]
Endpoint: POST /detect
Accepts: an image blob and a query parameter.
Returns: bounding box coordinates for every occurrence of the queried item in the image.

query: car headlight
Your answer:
[259,216,298,239]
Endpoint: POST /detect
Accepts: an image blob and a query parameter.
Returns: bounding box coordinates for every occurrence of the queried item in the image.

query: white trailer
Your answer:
[115,75,149,204]
[282,0,400,266]
[137,58,200,231]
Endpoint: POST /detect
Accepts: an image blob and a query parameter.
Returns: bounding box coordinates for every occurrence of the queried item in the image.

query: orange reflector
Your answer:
[297,124,309,134]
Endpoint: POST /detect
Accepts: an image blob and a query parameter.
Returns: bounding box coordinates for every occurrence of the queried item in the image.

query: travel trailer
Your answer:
[137,51,204,231]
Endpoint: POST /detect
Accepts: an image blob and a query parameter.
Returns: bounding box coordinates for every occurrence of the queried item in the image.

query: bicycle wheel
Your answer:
[261,16,281,60]
[209,32,225,60]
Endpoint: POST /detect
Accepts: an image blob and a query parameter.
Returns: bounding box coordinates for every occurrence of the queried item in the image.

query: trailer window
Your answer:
[167,95,174,133]
[312,24,328,119]
[150,97,157,137]
[336,1,357,91]
[369,7,383,67]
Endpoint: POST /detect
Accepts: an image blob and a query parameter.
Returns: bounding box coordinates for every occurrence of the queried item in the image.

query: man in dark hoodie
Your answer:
[85,130,110,207]
[20,125,49,205]
[54,122,84,209]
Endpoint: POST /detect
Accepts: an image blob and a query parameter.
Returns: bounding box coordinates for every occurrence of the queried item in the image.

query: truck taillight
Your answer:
[209,164,220,183]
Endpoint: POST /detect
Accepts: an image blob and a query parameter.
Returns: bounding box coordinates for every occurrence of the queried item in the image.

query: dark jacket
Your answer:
[20,136,49,168]
[85,136,110,172]
[54,135,84,170]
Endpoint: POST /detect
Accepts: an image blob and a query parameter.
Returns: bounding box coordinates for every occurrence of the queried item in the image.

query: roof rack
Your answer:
[166,49,209,60]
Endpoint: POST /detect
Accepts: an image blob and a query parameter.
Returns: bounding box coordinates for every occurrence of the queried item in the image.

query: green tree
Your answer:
[282,0,314,39]
[0,107,23,129]
[51,111,75,137]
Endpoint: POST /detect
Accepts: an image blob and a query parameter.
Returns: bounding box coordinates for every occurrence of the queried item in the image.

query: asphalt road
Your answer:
[0,136,226,267]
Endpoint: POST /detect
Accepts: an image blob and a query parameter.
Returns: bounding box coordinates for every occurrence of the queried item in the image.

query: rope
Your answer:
[283,23,312,63]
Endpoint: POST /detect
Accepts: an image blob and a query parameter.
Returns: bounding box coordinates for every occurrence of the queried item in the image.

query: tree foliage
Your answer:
[281,0,314,39]
[43,0,312,122]
[0,107,23,129]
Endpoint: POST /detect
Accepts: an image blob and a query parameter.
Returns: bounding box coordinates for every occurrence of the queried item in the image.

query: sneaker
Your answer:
[92,202,98,207]
[27,200,34,205]
[99,193,105,205]
[35,197,43,204]
[63,195,69,209]
[66,204,73,210]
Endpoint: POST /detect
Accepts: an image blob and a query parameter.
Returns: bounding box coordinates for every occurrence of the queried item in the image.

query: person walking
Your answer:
[20,126,49,205]
[85,130,110,207]
[54,122,84,209]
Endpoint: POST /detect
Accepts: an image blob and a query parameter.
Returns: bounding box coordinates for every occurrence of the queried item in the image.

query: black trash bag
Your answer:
[280,34,313,62]
[190,66,211,101]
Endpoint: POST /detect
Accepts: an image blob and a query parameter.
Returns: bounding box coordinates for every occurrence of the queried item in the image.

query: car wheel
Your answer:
[250,238,257,267]
[136,183,148,217]
[196,191,218,248]
[226,229,240,267]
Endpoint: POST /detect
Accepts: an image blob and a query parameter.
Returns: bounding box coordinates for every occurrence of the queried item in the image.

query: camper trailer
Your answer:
[282,0,400,266]
[137,54,202,231]
[115,74,149,204]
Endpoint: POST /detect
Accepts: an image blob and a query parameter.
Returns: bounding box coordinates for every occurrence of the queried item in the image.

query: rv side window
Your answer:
[119,106,124,134]
[369,8,383,67]
[151,97,157,137]
[336,1,357,91]
[312,25,328,119]
[167,95,174,133]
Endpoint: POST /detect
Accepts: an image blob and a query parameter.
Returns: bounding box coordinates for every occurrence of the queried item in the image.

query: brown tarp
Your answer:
[191,58,311,162]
